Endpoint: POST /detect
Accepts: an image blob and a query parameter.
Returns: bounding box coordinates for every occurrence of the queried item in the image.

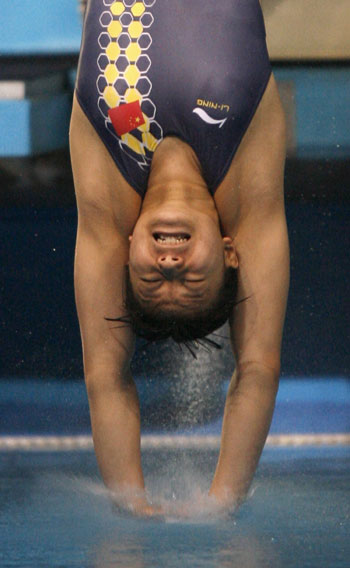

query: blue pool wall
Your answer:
[1,377,349,435]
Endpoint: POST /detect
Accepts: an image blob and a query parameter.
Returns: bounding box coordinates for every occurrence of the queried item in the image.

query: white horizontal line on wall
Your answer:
[0,433,349,452]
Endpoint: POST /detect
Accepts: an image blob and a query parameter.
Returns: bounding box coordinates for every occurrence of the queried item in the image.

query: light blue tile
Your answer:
[0,94,72,156]
[275,66,350,158]
[0,0,82,55]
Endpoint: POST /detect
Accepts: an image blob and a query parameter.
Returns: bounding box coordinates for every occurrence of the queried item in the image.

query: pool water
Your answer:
[1,447,349,568]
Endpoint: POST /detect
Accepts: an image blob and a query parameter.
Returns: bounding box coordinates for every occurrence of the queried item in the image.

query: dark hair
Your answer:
[106,265,239,355]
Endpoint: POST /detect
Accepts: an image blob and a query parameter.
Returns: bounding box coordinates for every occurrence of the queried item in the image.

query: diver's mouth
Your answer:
[153,232,191,245]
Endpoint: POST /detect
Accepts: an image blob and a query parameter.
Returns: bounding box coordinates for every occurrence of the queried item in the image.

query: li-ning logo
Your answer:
[193,98,230,128]
[197,99,230,112]
[192,108,228,128]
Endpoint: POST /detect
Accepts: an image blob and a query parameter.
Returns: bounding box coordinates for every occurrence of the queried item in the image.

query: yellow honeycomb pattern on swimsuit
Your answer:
[96,0,163,169]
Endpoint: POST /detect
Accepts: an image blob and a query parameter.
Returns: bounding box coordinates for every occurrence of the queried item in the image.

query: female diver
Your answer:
[70,0,289,516]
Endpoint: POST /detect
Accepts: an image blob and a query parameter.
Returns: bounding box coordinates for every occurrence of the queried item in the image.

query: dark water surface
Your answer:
[1,447,349,568]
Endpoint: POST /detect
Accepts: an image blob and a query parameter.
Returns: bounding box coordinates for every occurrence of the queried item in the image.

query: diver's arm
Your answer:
[70,95,150,510]
[74,204,166,515]
[211,74,289,507]
[75,211,146,492]
[209,206,289,506]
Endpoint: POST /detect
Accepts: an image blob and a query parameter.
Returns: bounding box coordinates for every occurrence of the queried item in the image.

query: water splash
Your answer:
[47,457,239,524]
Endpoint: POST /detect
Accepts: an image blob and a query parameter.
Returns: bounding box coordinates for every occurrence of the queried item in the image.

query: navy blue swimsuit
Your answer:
[76,0,271,197]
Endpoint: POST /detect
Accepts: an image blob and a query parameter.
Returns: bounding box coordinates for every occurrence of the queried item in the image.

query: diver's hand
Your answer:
[208,486,243,516]
[110,488,165,519]
[163,490,239,521]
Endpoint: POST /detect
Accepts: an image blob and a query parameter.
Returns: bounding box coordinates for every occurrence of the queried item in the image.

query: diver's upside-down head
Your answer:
[106,263,239,355]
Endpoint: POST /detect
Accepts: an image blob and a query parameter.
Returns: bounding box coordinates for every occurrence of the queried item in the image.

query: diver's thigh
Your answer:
[70,94,141,230]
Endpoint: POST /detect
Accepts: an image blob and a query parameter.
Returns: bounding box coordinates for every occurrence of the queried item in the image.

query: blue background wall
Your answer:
[1,198,348,380]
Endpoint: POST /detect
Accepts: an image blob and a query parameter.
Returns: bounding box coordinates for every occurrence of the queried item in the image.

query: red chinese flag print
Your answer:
[108,101,145,136]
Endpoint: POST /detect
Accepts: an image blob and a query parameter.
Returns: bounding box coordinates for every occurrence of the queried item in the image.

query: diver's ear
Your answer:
[223,237,238,269]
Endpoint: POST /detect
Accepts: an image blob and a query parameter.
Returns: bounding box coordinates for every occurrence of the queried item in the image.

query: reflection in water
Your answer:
[216,535,280,568]
[91,521,280,568]
[93,534,146,568]
[78,462,281,568]
[2,451,349,568]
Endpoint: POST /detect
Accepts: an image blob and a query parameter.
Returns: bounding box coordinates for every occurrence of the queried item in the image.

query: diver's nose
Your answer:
[157,254,184,277]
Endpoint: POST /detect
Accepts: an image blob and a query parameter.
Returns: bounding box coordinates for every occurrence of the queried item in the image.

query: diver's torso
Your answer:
[76,0,271,196]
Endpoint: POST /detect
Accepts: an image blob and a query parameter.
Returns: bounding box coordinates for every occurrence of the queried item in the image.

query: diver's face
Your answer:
[128,206,234,313]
